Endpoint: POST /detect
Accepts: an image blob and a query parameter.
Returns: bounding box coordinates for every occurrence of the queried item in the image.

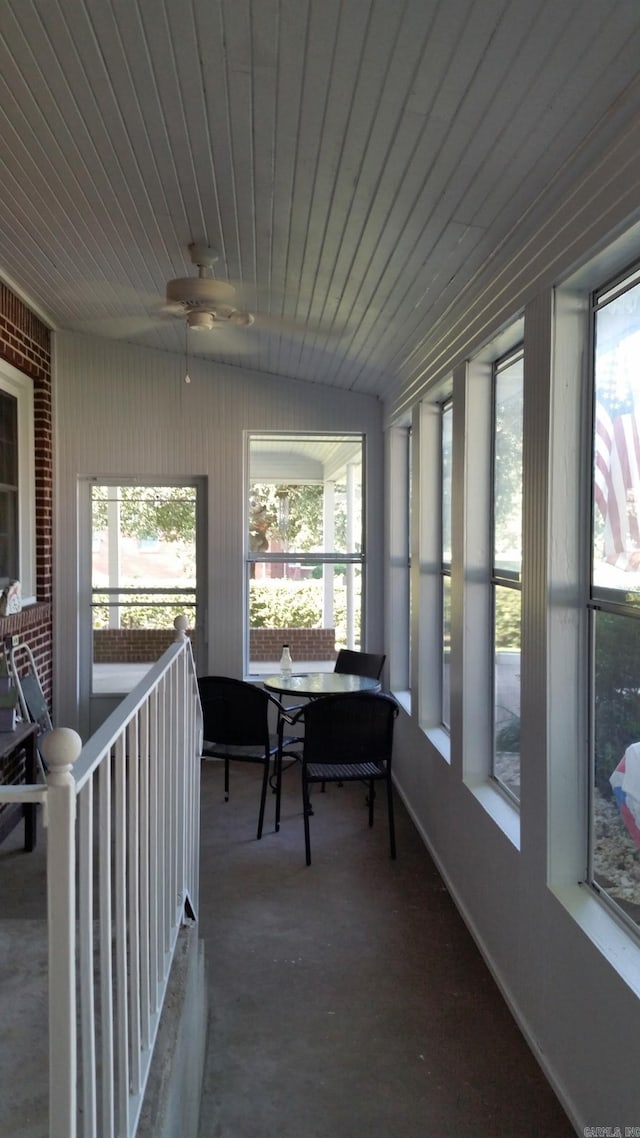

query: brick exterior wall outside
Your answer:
[93,628,195,663]
[250,627,336,662]
[94,627,333,664]
[0,284,53,705]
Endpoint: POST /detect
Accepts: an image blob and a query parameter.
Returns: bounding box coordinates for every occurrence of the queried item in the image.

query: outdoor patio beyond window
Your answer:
[247,434,364,675]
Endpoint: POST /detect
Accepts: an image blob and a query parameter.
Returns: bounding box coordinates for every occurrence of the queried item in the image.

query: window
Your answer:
[89,483,199,693]
[0,390,18,582]
[590,264,640,931]
[246,434,364,674]
[492,349,523,802]
[0,362,35,602]
[441,402,452,730]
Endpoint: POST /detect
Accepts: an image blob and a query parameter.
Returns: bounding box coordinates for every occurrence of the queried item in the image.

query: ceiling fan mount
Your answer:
[165,243,254,330]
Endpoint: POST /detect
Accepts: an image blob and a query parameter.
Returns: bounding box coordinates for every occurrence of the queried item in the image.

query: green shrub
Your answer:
[249,580,323,628]
[249,579,358,648]
[92,600,195,630]
[495,589,521,650]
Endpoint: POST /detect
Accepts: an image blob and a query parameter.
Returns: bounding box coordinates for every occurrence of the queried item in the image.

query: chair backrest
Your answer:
[198,676,271,748]
[301,692,398,766]
[333,648,386,680]
[19,673,53,734]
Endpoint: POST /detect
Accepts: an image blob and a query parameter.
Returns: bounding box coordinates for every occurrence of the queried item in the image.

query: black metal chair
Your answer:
[198,675,293,840]
[333,648,385,680]
[290,691,399,865]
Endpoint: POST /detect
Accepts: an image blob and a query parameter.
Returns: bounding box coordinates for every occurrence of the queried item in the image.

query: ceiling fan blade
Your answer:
[66,314,162,339]
[251,311,345,342]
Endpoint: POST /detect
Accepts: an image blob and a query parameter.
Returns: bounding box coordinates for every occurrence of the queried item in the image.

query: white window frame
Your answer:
[415,393,451,761]
[549,218,640,992]
[0,359,36,603]
[461,323,523,848]
[244,431,366,677]
[491,346,524,804]
[441,400,453,732]
[386,421,411,708]
[587,260,640,937]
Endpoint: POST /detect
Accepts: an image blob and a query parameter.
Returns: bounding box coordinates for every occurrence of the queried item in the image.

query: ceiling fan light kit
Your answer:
[186,310,216,331]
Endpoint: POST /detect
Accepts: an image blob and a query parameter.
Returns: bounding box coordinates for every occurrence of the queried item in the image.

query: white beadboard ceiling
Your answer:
[1,0,640,403]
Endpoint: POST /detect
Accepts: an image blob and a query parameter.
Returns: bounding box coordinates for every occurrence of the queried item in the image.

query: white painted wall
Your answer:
[384,106,640,1131]
[52,339,383,731]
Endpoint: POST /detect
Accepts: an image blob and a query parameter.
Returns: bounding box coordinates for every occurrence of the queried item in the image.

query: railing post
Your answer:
[42,727,82,1138]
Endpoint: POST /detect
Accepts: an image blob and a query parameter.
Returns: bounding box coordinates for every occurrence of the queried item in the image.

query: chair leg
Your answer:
[224,758,230,802]
[274,749,282,833]
[387,774,396,859]
[257,760,270,840]
[368,780,375,827]
[302,773,312,865]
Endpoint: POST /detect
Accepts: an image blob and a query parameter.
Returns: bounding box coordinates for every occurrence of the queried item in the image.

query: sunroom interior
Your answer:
[2,2,640,1134]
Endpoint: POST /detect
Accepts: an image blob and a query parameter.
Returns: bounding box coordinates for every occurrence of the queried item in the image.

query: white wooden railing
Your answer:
[0,617,202,1138]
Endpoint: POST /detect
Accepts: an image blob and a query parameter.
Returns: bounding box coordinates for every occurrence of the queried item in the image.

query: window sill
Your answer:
[422,723,451,765]
[392,689,411,715]
[465,776,521,850]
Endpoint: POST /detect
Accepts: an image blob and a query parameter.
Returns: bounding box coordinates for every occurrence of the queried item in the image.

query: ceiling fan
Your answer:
[164,244,255,331]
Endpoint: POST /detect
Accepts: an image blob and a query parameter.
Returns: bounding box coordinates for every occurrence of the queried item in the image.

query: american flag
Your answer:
[594,360,638,567]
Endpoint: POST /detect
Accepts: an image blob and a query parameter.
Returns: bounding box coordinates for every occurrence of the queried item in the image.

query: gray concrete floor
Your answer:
[196,760,574,1138]
[0,760,574,1138]
[0,818,48,1138]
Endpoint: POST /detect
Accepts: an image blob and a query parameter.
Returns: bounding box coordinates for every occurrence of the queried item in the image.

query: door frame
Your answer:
[78,475,207,739]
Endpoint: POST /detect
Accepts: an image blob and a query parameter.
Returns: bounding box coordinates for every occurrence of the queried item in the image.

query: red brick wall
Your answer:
[93,628,195,663]
[0,284,53,704]
[250,627,336,662]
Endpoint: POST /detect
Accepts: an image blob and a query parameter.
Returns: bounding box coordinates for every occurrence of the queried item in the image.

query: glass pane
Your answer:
[493,356,523,577]
[592,610,640,926]
[248,560,362,674]
[248,434,363,556]
[442,574,451,730]
[493,584,521,800]
[91,485,197,693]
[0,391,17,487]
[441,404,452,565]
[592,278,640,601]
[0,490,18,580]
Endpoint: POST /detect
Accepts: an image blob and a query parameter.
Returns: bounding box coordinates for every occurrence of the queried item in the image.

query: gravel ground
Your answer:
[496,751,640,915]
[593,788,640,909]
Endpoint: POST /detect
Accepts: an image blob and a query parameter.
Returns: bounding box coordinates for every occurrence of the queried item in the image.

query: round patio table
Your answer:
[263,672,381,697]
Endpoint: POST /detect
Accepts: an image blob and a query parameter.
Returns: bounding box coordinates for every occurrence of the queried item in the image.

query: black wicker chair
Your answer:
[198,675,293,840]
[333,648,385,680]
[291,691,399,865]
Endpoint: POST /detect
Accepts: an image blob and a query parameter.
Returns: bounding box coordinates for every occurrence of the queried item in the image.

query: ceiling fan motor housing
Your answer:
[165,244,255,327]
[165,276,237,310]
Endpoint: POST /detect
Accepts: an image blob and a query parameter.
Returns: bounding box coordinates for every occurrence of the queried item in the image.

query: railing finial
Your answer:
[41,728,82,784]
[174,614,189,641]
